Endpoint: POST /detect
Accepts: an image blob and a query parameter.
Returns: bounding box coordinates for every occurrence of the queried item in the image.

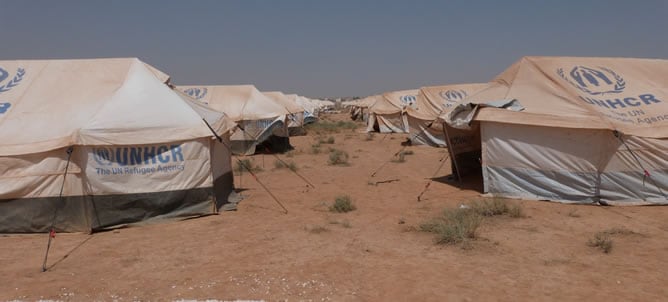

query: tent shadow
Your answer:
[430,174,484,192]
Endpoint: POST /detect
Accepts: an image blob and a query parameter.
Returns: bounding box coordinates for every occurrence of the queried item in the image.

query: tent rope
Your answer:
[203,119,288,214]
[42,146,74,272]
[417,153,450,201]
[613,130,667,200]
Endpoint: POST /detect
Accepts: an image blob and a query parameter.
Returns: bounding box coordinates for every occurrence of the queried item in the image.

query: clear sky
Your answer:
[1,0,666,98]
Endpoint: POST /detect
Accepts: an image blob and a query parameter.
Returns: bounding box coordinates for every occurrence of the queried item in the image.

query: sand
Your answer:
[2,113,667,301]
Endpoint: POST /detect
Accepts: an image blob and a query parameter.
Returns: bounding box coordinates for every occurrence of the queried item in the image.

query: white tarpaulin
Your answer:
[179,85,293,155]
[0,58,237,232]
[441,56,668,205]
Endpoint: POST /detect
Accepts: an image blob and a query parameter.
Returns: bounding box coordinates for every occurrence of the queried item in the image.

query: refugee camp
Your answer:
[0,1,667,301]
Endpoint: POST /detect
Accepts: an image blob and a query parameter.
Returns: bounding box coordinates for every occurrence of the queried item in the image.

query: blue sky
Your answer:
[1,0,666,97]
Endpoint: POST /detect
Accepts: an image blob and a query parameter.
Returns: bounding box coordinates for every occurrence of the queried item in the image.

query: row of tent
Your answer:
[0,58,332,233]
[349,56,667,206]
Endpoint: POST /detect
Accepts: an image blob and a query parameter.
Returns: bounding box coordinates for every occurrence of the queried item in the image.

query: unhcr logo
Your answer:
[183,87,208,100]
[0,67,26,94]
[557,66,625,95]
[93,145,184,166]
[400,95,417,105]
[0,67,25,115]
[439,89,467,102]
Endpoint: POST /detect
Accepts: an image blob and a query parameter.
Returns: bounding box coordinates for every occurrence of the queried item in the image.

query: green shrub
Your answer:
[420,207,482,245]
[328,149,349,166]
[329,195,356,213]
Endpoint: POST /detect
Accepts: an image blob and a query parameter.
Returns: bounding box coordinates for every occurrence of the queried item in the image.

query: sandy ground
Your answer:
[1,113,667,301]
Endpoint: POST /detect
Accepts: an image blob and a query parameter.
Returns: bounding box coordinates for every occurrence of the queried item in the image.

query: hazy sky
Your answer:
[1,0,667,97]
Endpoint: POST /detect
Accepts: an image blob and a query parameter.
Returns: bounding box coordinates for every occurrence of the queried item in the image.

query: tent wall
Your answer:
[0,138,228,233]
[481,122,668,205]
[376,113,408,133]
[210,134,235,210]
[230,116,288,155]
[407,116,446,147]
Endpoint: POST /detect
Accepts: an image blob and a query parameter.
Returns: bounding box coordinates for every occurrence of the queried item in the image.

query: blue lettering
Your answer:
[606,99,626,109]
[144,146,157,164]
[623,97,640,107]
[170,145,184,162]
[129,148,142,165]
[157,146,170,163]
[639,94,661,105]
[592,99,609,108]
[116,148,129,166]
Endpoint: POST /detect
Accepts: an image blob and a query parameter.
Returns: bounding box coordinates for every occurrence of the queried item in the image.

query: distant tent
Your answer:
[179,85,293,155]
[441,56,668,205]
[406,83,490,146]
[367,89,418,133]
[264,91,306,135]
[349,95,377,122]
[290,94,320,124]
[0,58,237,233]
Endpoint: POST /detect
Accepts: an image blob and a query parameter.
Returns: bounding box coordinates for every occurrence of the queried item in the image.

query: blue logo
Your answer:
[557,66,625,95]
[183,87,208,100]
[0,102,10,114]
[400,95,416,105]
[439,89,467,103]
[0,67,26,94]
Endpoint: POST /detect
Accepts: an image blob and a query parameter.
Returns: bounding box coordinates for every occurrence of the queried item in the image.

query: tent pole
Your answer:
[442,123,462,183]
[42,146,74,272]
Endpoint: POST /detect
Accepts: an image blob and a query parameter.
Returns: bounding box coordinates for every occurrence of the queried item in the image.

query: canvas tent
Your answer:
[179,85,293,155]
[349,95,377,122]
[264,91,306,135]
[441,56,668,205]
[0,58,238,233]
[367,89,418,133]
[289,94,320,124]
[406,83,490,147]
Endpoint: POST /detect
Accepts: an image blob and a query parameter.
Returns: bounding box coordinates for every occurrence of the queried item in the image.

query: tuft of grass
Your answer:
[508,204,524,218]
[310,143,321,154]
[470,199,524,218]
[420,207,483,245]
[364,133,375,141]
[328,148,350,166]
[329,195,356,213]
[305,120,358,134]
[391,152,406,163]
[274,160,298,171]
[567,209,581,218]
[307,225,330,234]
[235,159,262,174]
[588,232,613,253]
[286,150,296,158]
[587,227,636,254]
[326,136,335,144]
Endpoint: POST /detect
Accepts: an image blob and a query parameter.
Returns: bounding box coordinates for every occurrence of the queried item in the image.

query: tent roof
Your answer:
[441,56,668,138]
[178,85,291,122]
[371,89,418,114]
[407,83,490,120]
[0,58,234,156]
[263,91,305,114]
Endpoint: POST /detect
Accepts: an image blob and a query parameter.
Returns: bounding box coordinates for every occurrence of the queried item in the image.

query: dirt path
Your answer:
[2,113,667,301]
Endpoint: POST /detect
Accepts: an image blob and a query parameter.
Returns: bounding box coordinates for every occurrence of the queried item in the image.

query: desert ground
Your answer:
[1,112,667,301]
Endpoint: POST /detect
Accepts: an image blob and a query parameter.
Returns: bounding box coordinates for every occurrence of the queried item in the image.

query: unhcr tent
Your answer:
[349,95,376,122]
[367,89,418,133]
[290,94,320,124]
[0,58,237,233]
[179,85,293,155]
[264,91,306,135]
[406,83,490,146]
[442,56,668,205]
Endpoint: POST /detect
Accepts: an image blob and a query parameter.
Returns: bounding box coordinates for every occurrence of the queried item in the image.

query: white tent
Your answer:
[179,85,294,155]
[442,56,668,205]
[367,89,418,133]
[0,58,237,232]
[406,83,490,146]
[264,91,306,135]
